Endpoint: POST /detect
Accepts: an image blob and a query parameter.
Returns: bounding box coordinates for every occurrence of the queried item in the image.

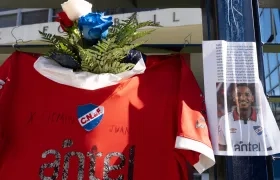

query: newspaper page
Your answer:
[203,40,280,156]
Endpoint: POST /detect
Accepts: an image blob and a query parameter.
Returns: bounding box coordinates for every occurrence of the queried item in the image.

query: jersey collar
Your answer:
[34,56,146,90]
[233,107,257,121]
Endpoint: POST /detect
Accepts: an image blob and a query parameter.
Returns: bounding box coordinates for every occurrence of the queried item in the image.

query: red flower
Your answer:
[56,11,74,31]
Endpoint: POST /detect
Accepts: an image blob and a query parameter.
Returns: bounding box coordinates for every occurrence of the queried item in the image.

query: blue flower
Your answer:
[78,12,113,41]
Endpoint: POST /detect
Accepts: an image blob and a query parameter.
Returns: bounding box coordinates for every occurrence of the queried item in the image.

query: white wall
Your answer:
[0,54,10,65]
[0,8,202,45]
[191,53,204,91]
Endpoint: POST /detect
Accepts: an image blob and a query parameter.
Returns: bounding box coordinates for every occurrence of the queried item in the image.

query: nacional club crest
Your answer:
[196,116,206,129]
[253,126,263,136]
[77,104,105,131]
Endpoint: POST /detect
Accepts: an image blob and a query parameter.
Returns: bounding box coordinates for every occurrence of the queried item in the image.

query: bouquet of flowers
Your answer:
[39,0,159,74]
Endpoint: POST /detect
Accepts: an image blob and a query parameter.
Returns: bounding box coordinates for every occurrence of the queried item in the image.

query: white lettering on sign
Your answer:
[0,9,202,44]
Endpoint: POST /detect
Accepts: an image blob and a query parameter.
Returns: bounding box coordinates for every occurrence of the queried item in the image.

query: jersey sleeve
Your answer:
[0,53,14,152]
[174,58,215,174]
[0,53,14,98]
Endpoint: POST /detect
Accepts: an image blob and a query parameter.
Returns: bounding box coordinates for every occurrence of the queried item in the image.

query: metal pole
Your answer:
[213,0,269,179]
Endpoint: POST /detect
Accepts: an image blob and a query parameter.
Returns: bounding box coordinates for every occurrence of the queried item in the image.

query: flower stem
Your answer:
[79,30,84,48]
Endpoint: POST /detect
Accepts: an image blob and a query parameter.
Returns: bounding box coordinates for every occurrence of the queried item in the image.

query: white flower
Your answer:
[61,0,92,21]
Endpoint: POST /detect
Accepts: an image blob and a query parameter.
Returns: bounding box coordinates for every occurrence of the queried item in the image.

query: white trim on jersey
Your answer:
[175,136,215,174]
[34,56,146,90]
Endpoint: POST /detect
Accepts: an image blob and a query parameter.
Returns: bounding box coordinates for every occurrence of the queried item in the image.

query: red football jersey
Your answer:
[0,52,214,180]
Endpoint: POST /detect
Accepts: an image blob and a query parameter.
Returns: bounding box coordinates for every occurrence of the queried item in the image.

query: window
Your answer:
[268,53,278,70]
[263,53,280,92]
[52,8,62,21]
[260,8,273,42]
[266,77,271,91]
[269,102,280,127]
[21,10,49,25]
[104,8,159,15]
[0,8,17,12]
[274,86,280,96]
[270,69,280,88]
[53,8,62,14]
[260,9,280,96]
[52,8,162,21]
[0,14,17,28]
[273,9,280,43]
[263,53,269,76]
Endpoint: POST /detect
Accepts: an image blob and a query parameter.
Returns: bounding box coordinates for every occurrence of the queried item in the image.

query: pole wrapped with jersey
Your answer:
[0,51,215,180]
[211,0,270,179]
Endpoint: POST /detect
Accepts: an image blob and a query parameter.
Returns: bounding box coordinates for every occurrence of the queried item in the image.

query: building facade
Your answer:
[259,8,280,180]
[0,6,280,180]
[259,8,280,128]
[260,8,280,96]
[0,8,160,28]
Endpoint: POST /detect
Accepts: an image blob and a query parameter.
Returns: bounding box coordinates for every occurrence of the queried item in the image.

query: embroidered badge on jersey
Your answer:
[77,104,105,131]
[253,126,263,136]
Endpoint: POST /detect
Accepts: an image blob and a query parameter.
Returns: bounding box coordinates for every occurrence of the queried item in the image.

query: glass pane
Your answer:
[273,86,280,96]
[273,9,280,43]
[266,77,271,91]
[268,90,275,96]
[104,8,158,15]
[21,10,49,25]
[269,102,280,128]
[0,14,17,28]
[52,8,161,21]
[52,8,62,21]
[268,87,280,96]
[259,8,273,42]
[0,8,17,12]
[264,53,269,76]
[268,53,278,71]
[270,69,280,88]
[53,8,62,14]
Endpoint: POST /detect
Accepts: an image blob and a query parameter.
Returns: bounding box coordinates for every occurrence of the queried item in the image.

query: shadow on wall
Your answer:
[0,54,11,65]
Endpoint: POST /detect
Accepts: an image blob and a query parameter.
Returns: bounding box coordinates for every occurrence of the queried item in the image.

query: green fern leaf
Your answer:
[40,12,156,74]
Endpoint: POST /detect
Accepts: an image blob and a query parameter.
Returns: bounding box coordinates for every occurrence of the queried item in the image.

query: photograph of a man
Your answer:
[218,83,272,152]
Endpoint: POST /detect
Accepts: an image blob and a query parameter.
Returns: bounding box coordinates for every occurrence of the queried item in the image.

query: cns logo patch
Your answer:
[77,104,104,131]
[195,117,206,129]
[253,126,263,136]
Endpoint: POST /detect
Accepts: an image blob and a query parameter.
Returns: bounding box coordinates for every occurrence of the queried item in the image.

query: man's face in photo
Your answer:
[232,85,254,110]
